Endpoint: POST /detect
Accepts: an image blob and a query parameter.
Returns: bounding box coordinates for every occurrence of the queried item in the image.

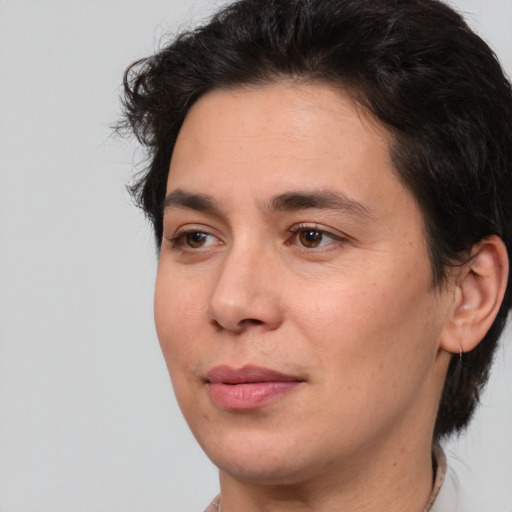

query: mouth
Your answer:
[205,365,305,411]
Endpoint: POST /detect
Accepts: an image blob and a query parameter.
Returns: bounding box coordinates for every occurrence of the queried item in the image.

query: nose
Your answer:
[206,243,283,334]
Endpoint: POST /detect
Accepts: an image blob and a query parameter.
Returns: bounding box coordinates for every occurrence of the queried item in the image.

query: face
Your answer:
[155,82,453,486]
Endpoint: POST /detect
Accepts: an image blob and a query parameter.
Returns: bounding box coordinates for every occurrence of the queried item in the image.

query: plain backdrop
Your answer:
[0,1,511,511]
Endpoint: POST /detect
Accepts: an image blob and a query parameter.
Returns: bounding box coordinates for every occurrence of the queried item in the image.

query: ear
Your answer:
[440,235,509,354]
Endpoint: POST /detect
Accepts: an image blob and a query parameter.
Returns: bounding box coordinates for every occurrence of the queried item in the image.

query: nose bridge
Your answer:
[207,235,282,332]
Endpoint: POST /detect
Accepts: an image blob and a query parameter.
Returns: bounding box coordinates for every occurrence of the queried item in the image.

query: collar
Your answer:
[424,443,448,511]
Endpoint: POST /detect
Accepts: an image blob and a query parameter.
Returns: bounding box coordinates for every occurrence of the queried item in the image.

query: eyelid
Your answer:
[165,224,223,250]
[287,222,350,249]
[288,222,347,238]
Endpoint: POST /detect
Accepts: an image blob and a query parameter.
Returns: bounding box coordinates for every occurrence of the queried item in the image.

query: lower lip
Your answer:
[207,381,301,410]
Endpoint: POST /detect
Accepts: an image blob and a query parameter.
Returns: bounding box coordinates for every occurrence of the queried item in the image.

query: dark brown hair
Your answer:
[118,0,512,439]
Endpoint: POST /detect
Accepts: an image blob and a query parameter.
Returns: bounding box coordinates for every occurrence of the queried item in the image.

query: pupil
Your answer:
[301,230,321,246]
[187,232,206,247]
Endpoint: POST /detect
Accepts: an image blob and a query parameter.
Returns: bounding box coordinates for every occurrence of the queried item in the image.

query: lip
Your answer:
[205,365,305,410]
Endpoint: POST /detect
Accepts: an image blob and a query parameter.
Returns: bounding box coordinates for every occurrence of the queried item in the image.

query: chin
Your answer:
[215,453,315,486]
[194,424,331,486]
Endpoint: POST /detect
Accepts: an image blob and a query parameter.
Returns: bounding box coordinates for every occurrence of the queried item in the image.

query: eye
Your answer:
[289,225,345,249]
[184,232,210,248]
[298,229,325,248]
[170,230,219,249]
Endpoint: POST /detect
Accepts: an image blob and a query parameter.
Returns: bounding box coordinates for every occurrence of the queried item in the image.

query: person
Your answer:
[118,0,512,510]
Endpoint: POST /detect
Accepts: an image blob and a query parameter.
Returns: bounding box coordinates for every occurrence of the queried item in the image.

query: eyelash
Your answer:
[166,224,347,253]
[286,223,348,250]
[167,229,220,250]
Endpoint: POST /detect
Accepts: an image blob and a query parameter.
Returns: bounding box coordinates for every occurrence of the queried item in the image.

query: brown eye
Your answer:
[185,232,209,248]
[298,229,323,248]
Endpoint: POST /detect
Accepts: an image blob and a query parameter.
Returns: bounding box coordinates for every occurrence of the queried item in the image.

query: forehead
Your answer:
[170,83,393,185]
[173,81,391,167]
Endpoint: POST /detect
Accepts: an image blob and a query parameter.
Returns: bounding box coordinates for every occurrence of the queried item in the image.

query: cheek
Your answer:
[291,277,443,445]
[154,271,206,368]
[295,266,440,380]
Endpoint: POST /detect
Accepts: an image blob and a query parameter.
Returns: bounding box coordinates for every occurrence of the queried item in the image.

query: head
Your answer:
[120,0,512,444]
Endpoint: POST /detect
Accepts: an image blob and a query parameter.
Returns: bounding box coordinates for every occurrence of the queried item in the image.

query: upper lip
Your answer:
[205,365,304,384]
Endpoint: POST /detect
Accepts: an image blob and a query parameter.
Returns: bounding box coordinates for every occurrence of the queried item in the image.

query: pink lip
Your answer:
[205,365,304,410]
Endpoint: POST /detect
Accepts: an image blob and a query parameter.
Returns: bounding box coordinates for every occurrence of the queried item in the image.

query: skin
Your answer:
[154,82,458,511]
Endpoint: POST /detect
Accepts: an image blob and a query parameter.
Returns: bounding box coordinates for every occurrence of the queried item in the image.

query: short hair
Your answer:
[118,0,512,439]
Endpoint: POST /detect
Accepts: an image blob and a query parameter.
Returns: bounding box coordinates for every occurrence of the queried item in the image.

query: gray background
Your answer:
[0,1,511,510]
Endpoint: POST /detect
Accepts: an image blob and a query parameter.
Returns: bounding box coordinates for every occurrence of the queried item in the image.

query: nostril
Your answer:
[210,319,224,332]
[209,317,263,333]
[241,318,264,326]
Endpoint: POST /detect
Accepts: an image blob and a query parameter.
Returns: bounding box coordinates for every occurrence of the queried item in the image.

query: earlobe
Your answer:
[440,235,509,354]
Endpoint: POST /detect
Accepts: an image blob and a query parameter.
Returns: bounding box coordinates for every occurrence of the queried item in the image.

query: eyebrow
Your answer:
[267,191,373,217]
[163,188,373,218]
[163,189,220,214]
